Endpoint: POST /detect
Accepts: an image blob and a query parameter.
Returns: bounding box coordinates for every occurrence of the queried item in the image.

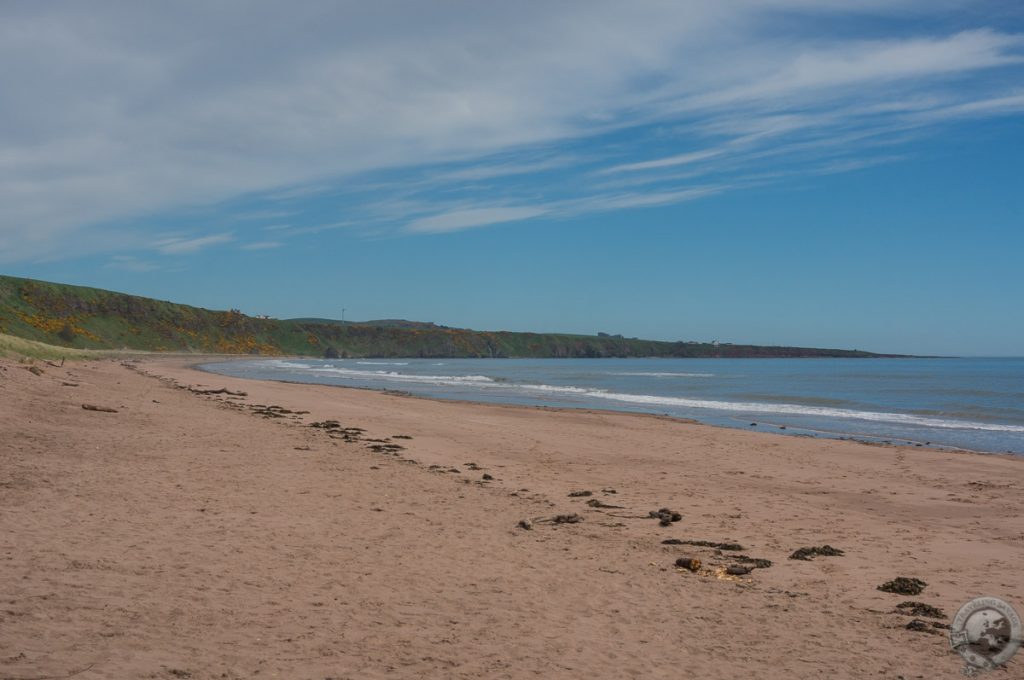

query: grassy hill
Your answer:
[0,274,901,359]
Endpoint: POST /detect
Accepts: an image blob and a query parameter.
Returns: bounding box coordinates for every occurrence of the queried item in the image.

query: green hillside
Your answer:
[0,275,900,359]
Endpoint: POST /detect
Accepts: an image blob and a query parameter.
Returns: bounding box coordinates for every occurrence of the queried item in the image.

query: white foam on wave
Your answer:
[357,361,410,366]
[617,371,714,378]
[257,360,1024,434]
[585,391,1024,433]
[519,384,597,395]
[264,360,495,387]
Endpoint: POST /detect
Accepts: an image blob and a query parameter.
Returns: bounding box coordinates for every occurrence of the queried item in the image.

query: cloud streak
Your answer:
[153,233,233,255]
[0,2,1021,259]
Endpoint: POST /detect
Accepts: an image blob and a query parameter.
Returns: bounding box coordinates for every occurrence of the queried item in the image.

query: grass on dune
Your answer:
[0,332,111,362]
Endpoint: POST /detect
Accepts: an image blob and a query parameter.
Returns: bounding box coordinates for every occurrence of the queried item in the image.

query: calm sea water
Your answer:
[199,357,1024,454]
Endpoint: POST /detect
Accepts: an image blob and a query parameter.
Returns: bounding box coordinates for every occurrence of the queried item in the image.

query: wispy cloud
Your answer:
[0,3,1021,258]
[240,241,283,251]
[407,207,550,234]
[105,255,162,272]
[153,233,233,255]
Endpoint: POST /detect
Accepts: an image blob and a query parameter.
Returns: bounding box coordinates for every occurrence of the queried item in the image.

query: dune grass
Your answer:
[0,332,108,362]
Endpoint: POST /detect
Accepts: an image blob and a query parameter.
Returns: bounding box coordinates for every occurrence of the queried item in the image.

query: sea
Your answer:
[199,357,1024,455]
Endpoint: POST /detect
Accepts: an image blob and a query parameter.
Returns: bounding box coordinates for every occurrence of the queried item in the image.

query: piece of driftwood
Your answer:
[726,565,753,575]
[82,404,118,413]
[674,556,701,571]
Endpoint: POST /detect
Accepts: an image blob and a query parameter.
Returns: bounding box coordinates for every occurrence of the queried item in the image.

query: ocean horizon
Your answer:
[200,356,1024,455]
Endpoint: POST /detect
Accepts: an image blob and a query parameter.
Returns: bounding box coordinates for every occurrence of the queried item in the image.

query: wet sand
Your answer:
[2,356,1022,679]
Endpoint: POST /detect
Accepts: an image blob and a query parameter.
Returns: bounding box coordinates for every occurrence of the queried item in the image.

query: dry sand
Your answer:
[2,356,1023,679]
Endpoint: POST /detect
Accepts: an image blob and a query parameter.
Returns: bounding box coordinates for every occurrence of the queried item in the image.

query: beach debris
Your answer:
[674,556,702,571]
[368,443,405,454]
[465,463,481,470]
[878,577,927,596]
[482,473,494,481]
[310,420,342,429]
[725,565,753,576]
[662,539,743,551]
[62,381,79,387]
[82,403,118,413]
[517,519,533,530]
[188,387,247,396]
[294,446,312,451]
[26,366,44,376]
[250,405,289,418]
[568,490,593,497]
[649,508,683,526]
[731,555,773,568]
[905,619,949,635]
[789,545,845,561]
[601,488,617,494]
[393,435,413,440]
[895,601,945,619]
[585,498,624,509]
[551,513,584,524]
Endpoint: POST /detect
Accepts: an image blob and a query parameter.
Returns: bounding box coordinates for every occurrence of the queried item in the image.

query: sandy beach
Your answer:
[2,356,1023,679]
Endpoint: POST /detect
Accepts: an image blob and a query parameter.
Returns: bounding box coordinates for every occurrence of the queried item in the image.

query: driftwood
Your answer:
[726,565,753,576]
[674,556,701,571]
[82,404,118,413]
[44,358,65,368]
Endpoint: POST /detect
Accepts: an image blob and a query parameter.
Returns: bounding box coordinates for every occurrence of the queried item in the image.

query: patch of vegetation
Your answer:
[0,274,910,359]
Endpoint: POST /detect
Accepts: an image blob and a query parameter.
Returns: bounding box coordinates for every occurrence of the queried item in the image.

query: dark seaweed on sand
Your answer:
[878,577,927,596]
[789,545,844,561]
[895,601,945,619]
[661,539,744,551]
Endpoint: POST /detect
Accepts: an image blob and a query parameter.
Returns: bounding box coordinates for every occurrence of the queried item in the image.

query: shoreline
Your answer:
[192,356,1019,459]
[3,355,1023,678]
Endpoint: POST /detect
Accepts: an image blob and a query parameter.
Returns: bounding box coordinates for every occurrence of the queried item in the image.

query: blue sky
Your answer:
[1,1,1022,355]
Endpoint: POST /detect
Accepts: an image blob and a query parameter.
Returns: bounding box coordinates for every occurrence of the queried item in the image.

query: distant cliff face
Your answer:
[0,275,899,358]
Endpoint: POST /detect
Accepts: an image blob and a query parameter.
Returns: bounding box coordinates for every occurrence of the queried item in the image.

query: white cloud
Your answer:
[240,241,283,251]
[604,148,727,174]
[153,233,233,255]
[105,255,161,272]
[0,2,1020,260]
[406,207,550,234]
